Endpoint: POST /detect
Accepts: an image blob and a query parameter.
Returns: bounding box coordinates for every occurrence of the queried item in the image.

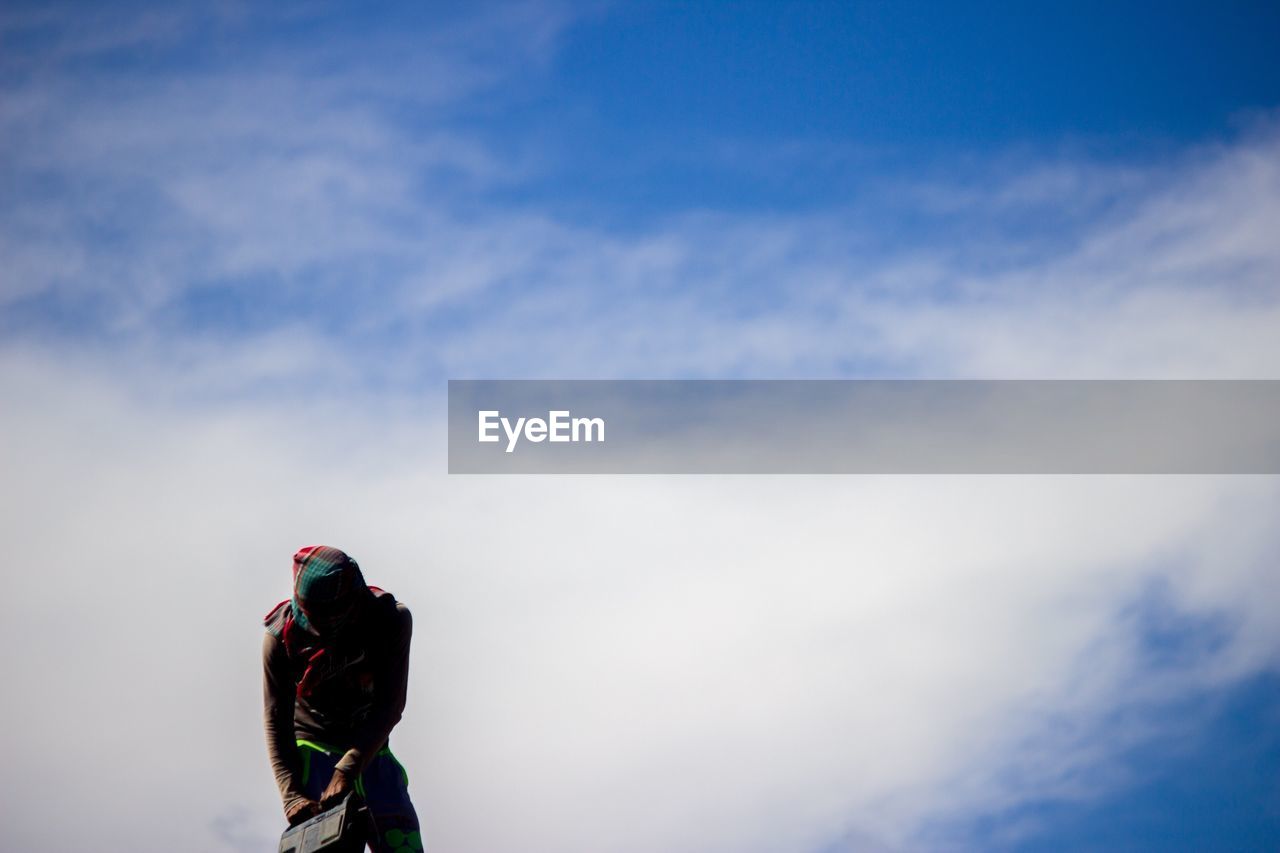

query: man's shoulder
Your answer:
[389,600,412,635]
[360,586,409,634]
[263,599,291,638]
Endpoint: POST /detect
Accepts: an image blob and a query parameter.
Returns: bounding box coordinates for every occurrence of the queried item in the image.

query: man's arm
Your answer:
[263,632,313,818]
[334,605,413,777]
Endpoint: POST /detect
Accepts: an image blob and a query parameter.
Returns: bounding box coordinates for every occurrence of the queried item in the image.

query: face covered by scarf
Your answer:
[291,545,370,640]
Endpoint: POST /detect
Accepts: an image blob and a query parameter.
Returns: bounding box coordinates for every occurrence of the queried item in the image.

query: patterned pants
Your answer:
[298,740,423,853]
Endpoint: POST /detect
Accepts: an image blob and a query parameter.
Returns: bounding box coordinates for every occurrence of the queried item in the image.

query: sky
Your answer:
[1,2,1279,851]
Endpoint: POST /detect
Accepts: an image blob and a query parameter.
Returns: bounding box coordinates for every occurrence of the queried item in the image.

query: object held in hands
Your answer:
[278,791,368,853]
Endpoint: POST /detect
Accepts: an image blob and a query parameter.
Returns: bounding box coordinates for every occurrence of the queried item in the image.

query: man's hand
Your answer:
[320,768,354,807]
[285,798,321,826]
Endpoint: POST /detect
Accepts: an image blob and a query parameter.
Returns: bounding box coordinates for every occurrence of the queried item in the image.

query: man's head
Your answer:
[290,545,369,638]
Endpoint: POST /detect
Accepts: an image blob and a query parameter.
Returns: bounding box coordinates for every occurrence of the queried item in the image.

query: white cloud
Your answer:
[2,349,1277,852]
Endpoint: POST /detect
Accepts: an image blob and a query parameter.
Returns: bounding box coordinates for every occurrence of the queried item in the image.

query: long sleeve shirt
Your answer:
[263,601,412,812]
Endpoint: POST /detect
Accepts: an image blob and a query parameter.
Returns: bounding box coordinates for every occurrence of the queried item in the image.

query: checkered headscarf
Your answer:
[291,545,368,636]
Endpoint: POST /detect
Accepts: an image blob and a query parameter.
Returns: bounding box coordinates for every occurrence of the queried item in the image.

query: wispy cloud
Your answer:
[6,54,1280,381]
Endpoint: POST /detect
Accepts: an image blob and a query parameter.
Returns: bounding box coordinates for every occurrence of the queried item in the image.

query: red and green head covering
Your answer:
[291,545,369,637]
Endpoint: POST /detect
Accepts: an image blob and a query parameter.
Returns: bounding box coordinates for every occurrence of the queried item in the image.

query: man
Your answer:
[263,545,423,853]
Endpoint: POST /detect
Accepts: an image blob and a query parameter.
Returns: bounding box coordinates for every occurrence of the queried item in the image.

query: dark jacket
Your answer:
[262,590,412,812]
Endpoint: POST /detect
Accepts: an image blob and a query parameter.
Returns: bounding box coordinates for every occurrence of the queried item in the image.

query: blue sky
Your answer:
[935,627,1280,849]
[954,672,1280,851]
[2,3,1279,852]
[503,1,1280,214]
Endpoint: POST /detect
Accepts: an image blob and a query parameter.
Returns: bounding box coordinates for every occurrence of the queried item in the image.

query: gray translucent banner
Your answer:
[447,380,1280,474]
